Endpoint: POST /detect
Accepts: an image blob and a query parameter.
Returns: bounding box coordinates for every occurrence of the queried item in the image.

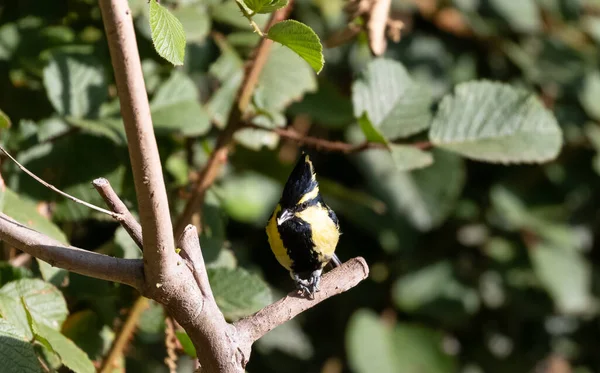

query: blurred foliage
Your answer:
[0,0,600,372]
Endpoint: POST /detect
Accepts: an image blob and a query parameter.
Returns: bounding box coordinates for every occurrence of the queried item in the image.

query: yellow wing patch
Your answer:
[295,204,340,267]
[266,205,292,270]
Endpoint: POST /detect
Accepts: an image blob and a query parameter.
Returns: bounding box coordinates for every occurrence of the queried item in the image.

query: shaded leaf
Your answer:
[208,267,272,320]
[267,20,324,73]
[0,108,11,129]
[430,81,562,163]
[149,0,186,65]
[352,59,432,140]
[150,71,211,136]
[489,0,542,33]
[0,279,68,330]
[0,319,40,373]
[579,70,600,121]
[43,52,108,118]
[171,4,211,43]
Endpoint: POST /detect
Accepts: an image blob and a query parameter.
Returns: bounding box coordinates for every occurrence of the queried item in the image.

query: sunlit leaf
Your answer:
[267,20,324,73]
[0,319,40,373]
[149,0,186,65]
[430,81,562,163]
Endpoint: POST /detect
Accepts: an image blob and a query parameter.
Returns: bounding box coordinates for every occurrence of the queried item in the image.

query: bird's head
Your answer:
[276,154,321,226]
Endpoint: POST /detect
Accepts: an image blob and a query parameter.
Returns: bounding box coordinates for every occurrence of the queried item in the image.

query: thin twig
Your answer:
[174,1,295,236]
[0,213,144,289]
[0,145,121,218]
[99,296,150,373]
[245,123,433,153]
[93,178,144,251]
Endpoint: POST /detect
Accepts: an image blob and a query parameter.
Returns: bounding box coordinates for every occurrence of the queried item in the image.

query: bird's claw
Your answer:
[293,269,322,299]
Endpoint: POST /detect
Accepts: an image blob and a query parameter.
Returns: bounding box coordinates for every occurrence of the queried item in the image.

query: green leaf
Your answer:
[346,309,396,373]
[429,81,563,163]
[0,319,41,373]
[579,70,600,121]
[353,145,464,231]
[149,0,186,66]
[176,330,197,358]
[255,317,314,360]
[389,145,434,172]
[150,71,211,136]
[244,0,289,14]
[32,321,94,373]
[218,171,280,225]
[266,20,324,73]
[61,310,106,361]
[358,112,387,144]
[352,59,433,140]
[347,309,456,373]
[254,43,317,113]
[2,188,67,244]
[0,108,11,129]
[170,4,211,43]
[0,279,68,330]
[208,267,272,320]
[530,243,591,314]
[43,52,108,118]
[392,262,454,311]
[489,0,542,33]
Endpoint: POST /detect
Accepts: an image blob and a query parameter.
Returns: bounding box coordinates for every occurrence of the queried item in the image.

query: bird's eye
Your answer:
[300,201,308,209]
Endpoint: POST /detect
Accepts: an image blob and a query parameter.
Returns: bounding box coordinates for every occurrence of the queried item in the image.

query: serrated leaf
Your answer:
[0,108,11,129]
[33,321,94,373]
[352,59,432,140]
[267,20,324,73]
[0,279,68,330]
[244,0,289,14]
[43,52,108,118]
[430,81,562,163]
[530,243,591,314]
[150,71,210,136]
[208,267,272,320]
[149,0,186,66]
[0,319,41,373]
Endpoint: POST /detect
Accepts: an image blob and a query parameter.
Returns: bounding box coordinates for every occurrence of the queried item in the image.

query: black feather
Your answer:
[280,154,317,209]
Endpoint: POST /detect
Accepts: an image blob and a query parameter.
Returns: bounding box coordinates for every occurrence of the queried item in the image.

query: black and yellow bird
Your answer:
[266,154,342,297]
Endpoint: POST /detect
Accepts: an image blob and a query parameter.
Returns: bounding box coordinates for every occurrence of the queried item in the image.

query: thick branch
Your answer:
[93,178,143,251]
[0,213,144,290]
[99,0,177,283]
[234,257,369,356]
[174,2,295,236]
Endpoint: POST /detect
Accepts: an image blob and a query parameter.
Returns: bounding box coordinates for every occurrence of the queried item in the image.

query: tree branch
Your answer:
[178,225,215,304]
[0,213,144,290]
[93,178,143,251]
[245,123,432,153]
[174,1,295,236]
[234,257,369,358]
[99,0,177,284]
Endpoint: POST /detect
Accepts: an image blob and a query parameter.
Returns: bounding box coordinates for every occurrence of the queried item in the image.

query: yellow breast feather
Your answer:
[295,204,339,266]
[266,204,292,270]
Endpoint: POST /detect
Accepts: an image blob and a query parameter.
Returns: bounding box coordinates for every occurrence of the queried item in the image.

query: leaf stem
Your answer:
[235,0,265,37]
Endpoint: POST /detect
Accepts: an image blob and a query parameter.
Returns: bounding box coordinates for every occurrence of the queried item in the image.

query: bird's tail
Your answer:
[330,253,342,268]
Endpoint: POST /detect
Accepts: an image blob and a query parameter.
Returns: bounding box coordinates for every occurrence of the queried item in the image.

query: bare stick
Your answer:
[0,213,144,290]
[0,145,120,218]
[100,0,177,283]
[177,225,215,304]
[234,257,369,354]
[245,123,433,153]
[174,1,295,236]
[93,178,143,251]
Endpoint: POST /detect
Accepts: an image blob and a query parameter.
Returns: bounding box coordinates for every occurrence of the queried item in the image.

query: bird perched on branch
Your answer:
[266,153,342,297]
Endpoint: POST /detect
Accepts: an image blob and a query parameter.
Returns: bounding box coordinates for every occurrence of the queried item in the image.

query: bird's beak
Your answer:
[277,209,294,226]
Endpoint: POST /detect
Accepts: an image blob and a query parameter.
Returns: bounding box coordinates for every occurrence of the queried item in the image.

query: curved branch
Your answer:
[234,257,369,358]
[0,213,144,290]
[99,0,177,283]
[174,1,295,236]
